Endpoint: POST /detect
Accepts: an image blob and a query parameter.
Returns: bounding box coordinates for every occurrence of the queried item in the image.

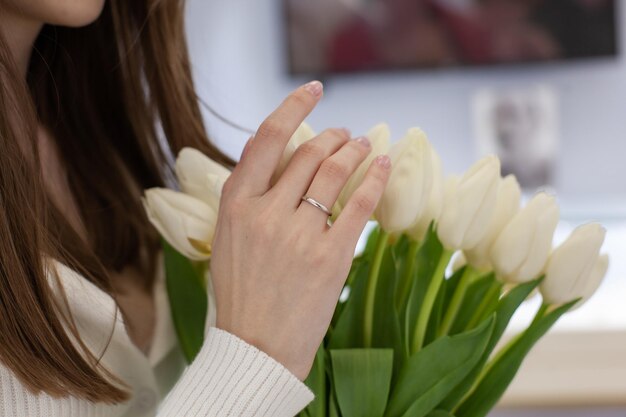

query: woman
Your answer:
[0,0,391,416]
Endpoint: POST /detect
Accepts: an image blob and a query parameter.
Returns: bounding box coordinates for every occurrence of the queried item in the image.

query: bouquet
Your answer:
[142,123,608,417]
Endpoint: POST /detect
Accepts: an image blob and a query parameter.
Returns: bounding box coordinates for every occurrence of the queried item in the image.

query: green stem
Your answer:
[410,249,453,354]
[396,240,421,310]
[438,266,478,337]
[465,281,501,330]
[363,229,390,347]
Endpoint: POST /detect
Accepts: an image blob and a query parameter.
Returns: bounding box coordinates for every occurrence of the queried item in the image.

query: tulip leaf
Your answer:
[455,299,577,417]
[385,316,494,417]
[438,277,541,410]
[331,260,363,329]
[449,273,497,335]
[162,239,207,363]
[329,389,341,417]
[330,349,394,417]
[304,343,327,417]
[424,411,456,417]
[424,267,465,347]
[403,225,444,351]
[362,224,382,260]
[372,244,405,379]
[329,260,370,349]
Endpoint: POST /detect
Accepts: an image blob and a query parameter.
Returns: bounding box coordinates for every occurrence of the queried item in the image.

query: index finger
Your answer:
[232,81,323,196]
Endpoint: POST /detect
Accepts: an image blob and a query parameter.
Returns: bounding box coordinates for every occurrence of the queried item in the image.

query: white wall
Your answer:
[185,0,626,204]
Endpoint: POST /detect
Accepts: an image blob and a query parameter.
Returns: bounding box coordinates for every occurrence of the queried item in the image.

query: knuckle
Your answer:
[296,141,326,161]
[288,90,312,107]
[352,192,376,214]
[221,176,235,195]
[224,197,246,217]
[256,119,285,140]
[320,158,349,180]
[323,128,350,142]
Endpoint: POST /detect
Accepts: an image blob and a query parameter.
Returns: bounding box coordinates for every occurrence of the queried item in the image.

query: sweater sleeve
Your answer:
[156,327,314,416]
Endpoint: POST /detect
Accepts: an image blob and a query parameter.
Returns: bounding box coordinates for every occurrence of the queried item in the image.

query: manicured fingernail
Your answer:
[355,136,371,147]
[303,80,323,97]
[375,154,391,169]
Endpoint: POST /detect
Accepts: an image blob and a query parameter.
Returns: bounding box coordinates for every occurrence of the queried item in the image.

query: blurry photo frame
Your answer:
[473,85,559,190]
[284,0,618,75]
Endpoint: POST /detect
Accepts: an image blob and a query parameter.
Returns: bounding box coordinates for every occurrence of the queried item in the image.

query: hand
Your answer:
[210,81,391,380]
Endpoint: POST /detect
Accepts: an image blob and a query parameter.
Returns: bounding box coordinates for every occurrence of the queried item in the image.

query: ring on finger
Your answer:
[301,195,332,217]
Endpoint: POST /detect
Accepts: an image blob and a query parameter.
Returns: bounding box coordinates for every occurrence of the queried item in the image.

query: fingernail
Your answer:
[355,136,371,147]
[303,80,323,97]
[340,127,351,138]
[375,154,391,169]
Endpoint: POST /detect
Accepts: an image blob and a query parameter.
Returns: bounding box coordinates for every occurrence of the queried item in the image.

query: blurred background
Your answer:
[184,0,625,415]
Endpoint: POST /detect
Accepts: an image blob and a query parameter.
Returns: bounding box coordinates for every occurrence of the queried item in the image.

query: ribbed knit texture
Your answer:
[0,259,314,416]
[0,327,313,417]
[158,328,314,416]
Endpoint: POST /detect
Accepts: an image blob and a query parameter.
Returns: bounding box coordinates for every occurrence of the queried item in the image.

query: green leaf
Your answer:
[329,388,341,417]
[386,316,494,417]
[329,261,370,349]
[304,344,327,417]
[372,245,405,380]
[455,299,577,417]
[449,274,497,335]
[438,277,540,410]
[424,411,456,417]
[362,224,381,260]
[403,225,443,351]
[331,349,394,417]
[424,267,465,347]
[162,239,208,363]
[331,260,363,329]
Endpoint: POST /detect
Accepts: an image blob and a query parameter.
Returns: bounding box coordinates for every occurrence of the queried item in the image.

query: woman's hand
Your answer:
[210,81,391,380]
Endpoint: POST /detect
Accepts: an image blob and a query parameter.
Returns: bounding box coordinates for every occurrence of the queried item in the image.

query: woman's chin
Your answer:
[49,0,107,27]
[8,0,107,28]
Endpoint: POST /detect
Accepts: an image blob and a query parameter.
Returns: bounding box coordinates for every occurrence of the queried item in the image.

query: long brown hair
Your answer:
[0,0,235,404]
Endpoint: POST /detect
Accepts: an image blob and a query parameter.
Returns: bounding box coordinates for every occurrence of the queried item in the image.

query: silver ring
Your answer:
[301,195,332,217]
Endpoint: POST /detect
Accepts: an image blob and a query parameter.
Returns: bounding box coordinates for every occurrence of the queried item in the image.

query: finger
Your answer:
[271,128,350,207]
[232,81,324,197]
[297,137,372,229]
[329,155,391,249]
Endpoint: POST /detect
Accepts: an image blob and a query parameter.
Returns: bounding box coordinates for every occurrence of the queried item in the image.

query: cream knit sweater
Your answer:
[0,256,314,416]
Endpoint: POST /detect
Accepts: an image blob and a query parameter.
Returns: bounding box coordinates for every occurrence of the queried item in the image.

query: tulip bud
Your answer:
[337,123,391,210]
[437,155,501,250]
[465,175,521,270]
[490,192,559,283]
[176,147,231,213]
[271,122,316,185]
[142,188,217,260]
[374,128,434,233]
[406,144,444,242]
[540,223,608,307]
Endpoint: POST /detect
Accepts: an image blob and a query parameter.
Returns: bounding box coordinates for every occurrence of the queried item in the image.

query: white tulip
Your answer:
[541,223,608,306]
[465,175,521,270]
[437,155,501,250]
[374,128,434,233]
[490,193,559,283]
[406,144,444,242]
[142,188,217,261]
[176,147,231,212]
[271,122,316,185]
[337,123,391,209]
